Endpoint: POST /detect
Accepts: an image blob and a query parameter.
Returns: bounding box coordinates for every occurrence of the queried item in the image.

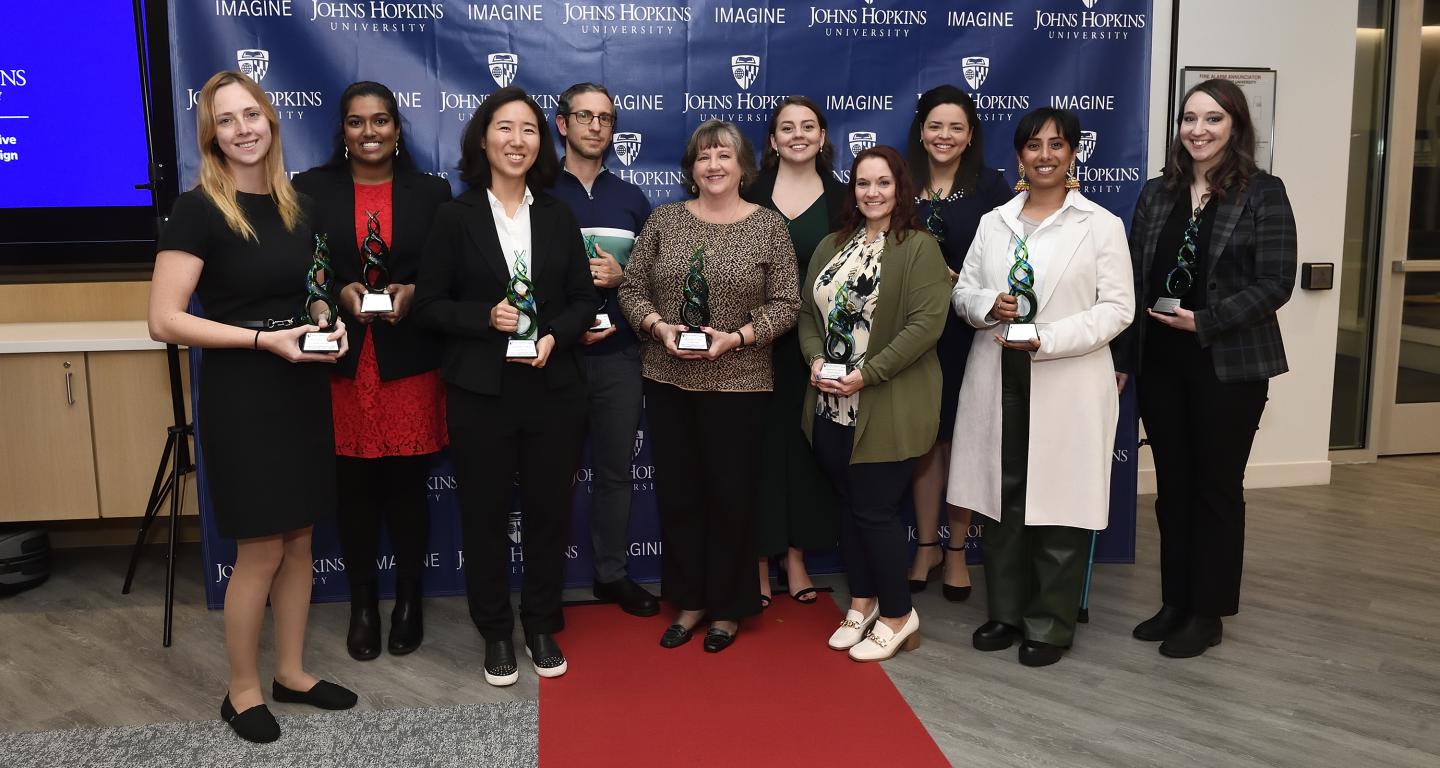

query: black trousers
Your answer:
[447,369,587,641]
[336,454,433,590]
[644,380,764,621]
[1140,330,1268,617]
[982,347,1092,647]
[812,415,914,619]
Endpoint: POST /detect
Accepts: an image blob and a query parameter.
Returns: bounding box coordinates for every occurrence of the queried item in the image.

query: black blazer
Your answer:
[744,166,848,231]
[292,166,452,380]
[413,187,597,396]
[1115,172,1296,383]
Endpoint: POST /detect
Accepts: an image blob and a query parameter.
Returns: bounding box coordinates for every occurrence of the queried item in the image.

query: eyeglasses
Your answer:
[567,110,615,127]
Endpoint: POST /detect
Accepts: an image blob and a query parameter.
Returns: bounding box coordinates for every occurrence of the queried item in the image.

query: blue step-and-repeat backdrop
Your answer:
[172,0,1153,607]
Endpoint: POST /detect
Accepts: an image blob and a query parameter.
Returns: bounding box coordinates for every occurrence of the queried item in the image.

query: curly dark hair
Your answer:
[834,145,921,244]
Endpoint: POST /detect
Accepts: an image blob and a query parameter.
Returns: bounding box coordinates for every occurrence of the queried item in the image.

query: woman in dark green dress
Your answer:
[745,97,847,605]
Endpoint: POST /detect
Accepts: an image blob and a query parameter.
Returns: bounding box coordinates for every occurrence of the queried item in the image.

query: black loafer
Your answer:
[387,581,424,656]
[484,639,520,686]
[525,633,569,678]
[1133,605,1187,641]
[594,577,660,617]
[659,623,694,648]
[346,583,381,661]
[1018,639,1066,667]
[972,620,1021,652]
[702,626,737,653]
[221,694,280,744]
[1159,616,1223,658]
[271,679,358,710]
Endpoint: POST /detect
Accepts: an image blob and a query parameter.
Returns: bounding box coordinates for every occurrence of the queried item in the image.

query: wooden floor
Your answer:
[1,456,1436,767]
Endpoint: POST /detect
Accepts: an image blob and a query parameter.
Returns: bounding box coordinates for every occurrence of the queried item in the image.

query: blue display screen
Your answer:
[0,1,153,209]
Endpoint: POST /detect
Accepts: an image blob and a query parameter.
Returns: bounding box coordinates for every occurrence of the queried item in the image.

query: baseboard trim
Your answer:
[1136,459,1332,495]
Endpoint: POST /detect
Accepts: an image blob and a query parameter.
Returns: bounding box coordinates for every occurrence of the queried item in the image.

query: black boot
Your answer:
[1132,605,1187,641]
[347,582,381,661]
[1159,616,1223,658]
[388,578,424,656]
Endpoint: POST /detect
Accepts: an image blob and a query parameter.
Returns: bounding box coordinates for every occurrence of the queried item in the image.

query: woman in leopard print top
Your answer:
[618,120,799,652]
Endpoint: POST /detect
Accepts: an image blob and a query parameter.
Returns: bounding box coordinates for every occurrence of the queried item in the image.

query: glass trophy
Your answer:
[300,234,341,353]
[1156,205,1202,315]
[678,247,711,350]
[584,234,611,331]
[820,283,857,380]
[506,251,539,358]
[1005,235,1039,345]
[359,210,394,314]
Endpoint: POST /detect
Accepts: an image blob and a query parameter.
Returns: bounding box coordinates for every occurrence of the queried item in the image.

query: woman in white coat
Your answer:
[947,108,1133,667]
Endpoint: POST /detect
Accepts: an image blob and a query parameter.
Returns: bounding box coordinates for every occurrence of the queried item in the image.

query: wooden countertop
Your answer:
[0,321,167,353]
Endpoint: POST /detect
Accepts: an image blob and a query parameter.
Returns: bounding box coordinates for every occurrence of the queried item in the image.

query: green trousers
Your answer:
[983,347,1091,647]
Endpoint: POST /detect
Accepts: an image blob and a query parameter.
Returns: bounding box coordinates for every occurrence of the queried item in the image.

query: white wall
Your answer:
[1137,0,1358,491]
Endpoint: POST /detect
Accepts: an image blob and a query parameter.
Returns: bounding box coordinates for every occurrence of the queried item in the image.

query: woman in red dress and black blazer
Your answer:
[293,81,452,661]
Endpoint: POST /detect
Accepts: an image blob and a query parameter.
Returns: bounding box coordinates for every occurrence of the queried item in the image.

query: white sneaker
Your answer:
[848,609,920,662]
[828,605,881,650]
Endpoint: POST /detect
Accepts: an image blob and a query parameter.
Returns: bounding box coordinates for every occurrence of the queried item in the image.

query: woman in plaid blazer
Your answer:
[1117,78,1297,659]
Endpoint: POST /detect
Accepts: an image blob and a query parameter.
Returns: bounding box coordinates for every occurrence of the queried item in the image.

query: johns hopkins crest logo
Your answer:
[961,56,989,91]
[1081,0,1100,7]
[731,55,760,90]
[632,429,645,460]
[614,133,643,166]
[488,53,519,88]
[1077,130,1098,163]
[237,49,270,82]
[507,508,522,545]
[848,131,876,158]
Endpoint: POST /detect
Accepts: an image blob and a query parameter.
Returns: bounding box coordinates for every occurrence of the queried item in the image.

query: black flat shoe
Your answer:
[1132,605,1187,642]
[593,577,660,617]
[907,540,942,593]
[659,623,694,648]
[702,625,737,653]
[972,620,1021,652]
[271,679,358,710]
[346,582,381,661]
[1159,616,1223,659]
[484,639,519,686]
[524,633,569,678]
[387,580,424,656]
[941,542,972,602]
[1018,639,1066,667]
[221,694,280,744]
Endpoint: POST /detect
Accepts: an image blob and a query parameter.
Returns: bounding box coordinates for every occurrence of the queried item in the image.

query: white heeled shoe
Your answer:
[828,604,881,650]
[848,609,920,662]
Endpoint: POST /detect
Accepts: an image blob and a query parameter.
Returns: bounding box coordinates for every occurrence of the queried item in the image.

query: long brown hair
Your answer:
[834,145,921,245]
[1162,78,1258,201]
[194,71,302,239]
[759,96,836,176]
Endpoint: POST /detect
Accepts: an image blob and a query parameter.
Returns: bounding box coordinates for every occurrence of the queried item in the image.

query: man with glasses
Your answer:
[548,82,658,617]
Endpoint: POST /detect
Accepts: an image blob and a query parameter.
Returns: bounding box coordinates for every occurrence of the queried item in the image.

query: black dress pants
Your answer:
[811,415,914,619]
[336,454,433,590]
[447,368,587,641]
[982,347,1092,647]
[1140,329,1268,617]
[644,380,764,621]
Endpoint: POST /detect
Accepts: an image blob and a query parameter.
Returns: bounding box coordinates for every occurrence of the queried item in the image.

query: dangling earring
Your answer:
[395,137,401,157]
[1014,160,1029,192]
[344,146,350,160]
[1065,158,1080,190]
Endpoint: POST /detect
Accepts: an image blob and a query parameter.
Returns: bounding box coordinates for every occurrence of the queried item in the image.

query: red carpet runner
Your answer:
[538,597,949,766]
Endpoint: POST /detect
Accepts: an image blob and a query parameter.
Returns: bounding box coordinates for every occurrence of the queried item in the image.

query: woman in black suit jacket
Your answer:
[413,87,596,686]
[1117,78,1297,659]
[743,96,847,606]
[293,81,452,663]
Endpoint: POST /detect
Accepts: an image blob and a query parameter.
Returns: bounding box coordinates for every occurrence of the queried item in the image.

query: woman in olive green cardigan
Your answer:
[798,146,950,661]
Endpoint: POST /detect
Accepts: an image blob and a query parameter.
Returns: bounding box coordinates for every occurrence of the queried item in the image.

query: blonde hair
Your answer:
[194,71,302,239]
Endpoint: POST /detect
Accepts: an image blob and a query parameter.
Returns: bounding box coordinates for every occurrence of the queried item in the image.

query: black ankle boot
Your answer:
[388,579,424,656]
[1159,616,1223,658]
[347,582,381,661]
